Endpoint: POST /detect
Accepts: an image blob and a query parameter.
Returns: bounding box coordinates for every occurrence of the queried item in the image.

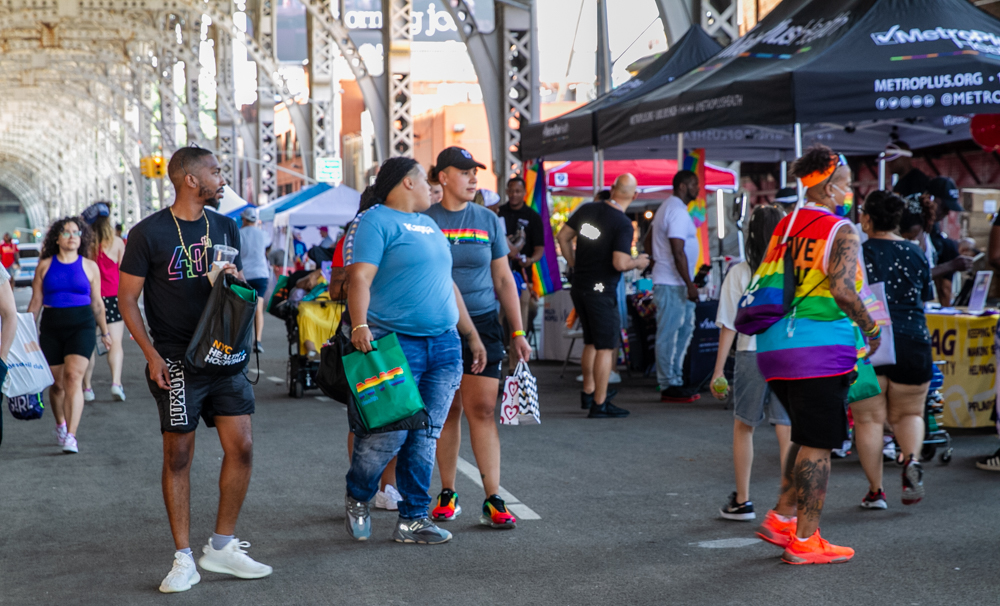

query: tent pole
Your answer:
[878,159,886,189]
[794,123,804,202]
[677,132,684,169]
[593,147,604,196]
[282,227,290,275]
[780,161,787,187]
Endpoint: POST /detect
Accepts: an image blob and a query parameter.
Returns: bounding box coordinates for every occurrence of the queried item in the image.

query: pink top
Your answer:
[97,248,119,297]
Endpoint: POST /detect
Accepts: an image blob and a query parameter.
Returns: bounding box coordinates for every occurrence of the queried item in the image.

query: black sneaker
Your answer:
[588,401,629,418]
[975,447,1000,471]
[720,492,755,521]
[581,388,618,409]
[860,488,887,510]
[901,457,924,505]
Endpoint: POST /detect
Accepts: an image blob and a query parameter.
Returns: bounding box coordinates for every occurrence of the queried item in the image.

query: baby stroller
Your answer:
[268,270,344,398]
[920,362,953,463]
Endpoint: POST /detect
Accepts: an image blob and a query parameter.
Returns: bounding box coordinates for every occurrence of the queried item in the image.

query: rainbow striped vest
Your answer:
[749,204,864,381]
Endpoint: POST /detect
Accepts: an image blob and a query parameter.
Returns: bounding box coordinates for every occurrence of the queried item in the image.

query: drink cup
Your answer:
[213,244,238,271]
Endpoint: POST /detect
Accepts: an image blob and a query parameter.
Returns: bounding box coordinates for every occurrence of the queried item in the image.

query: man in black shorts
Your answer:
[119,146,272,593]
[556,173,649,418]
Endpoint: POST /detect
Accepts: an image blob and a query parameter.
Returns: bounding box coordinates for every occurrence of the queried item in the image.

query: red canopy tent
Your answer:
[545,159,738,200]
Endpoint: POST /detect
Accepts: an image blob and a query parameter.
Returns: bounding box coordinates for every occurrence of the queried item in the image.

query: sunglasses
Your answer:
[60,230,82,238]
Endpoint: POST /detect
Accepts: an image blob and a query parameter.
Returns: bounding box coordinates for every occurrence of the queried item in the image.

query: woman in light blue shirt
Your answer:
[343,157,485,545]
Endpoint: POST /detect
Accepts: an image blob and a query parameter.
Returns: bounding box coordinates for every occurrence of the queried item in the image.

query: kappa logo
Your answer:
[403,223,435,235]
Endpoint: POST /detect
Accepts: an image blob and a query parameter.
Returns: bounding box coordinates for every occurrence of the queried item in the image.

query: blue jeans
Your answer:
[654,284,696,388]
[345,329,462,520]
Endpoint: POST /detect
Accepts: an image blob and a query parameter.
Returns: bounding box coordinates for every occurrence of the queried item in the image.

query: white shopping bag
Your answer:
[3,313,55,397]
[499,375,520,425]
[514,361,540,425]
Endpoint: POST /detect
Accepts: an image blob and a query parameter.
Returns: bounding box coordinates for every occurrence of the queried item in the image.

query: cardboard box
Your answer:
[961,188,1000,213]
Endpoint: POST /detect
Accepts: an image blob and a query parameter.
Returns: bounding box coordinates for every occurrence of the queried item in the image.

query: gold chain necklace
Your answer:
[169,207,212,267]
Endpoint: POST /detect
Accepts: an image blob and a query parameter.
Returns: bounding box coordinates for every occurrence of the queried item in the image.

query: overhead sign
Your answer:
[316,157,343,184]
[342,0,495,41]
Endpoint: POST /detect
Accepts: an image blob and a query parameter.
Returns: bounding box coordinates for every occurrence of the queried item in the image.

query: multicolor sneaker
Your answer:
[480,495,517,529]
[54,424,68,447]
[902,457,925,505]
[431,489,461,521]
[756,509,796,548]
[861,489,887,510]
[781,529,854,565]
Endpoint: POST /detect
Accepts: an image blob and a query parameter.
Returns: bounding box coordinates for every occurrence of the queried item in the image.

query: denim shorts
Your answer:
[733,351,790,427]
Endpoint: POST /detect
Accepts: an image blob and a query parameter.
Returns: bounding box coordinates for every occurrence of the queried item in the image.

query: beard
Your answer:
[198,184,221,209]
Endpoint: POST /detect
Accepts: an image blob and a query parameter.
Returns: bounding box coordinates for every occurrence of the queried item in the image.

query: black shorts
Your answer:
[462,312,505,379]
[246,278,269,300]
[570,287,619,350]
[146,358,255,433]
[769,372,854,450]
[103,296,122,324]
[40,306,96,365]
[875,333,933,385]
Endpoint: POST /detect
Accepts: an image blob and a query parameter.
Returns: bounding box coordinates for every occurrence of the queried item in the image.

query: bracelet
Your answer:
[351,324,369,333]
[511,330,526,339]
[864,325,881,338]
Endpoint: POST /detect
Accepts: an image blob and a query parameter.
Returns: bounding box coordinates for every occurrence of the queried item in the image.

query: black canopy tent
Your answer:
[596,0,1000,163]
[518,25,722,160]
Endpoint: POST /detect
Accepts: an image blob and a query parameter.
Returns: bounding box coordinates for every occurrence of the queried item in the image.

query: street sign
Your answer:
[316,157,342,184]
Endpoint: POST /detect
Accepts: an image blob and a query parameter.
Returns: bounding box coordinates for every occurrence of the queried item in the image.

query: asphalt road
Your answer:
[1,288,999,605]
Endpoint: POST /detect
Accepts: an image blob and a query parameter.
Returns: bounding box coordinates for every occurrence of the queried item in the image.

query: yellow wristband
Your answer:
[511,330,526,339]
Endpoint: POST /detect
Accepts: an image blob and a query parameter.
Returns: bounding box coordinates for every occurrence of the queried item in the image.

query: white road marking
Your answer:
[690,538,762,549]
[455,456,540,520]
[267,376,284,383]
[315,395,331,402]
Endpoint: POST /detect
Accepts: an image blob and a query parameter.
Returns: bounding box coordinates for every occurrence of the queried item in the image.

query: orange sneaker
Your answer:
[756,510,796,548]
[781,529,855,565]
[431,489,461,521]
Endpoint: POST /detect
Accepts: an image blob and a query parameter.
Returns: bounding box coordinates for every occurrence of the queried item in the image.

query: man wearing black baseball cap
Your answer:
[922,176,973,306]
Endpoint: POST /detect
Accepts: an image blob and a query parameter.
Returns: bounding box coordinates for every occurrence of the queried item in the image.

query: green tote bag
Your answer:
[341,333,426,431]
[848,357,882,404]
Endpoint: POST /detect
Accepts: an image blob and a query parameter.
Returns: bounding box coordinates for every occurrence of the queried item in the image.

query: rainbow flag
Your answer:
[523,161,563,297]
[682,149,710,270]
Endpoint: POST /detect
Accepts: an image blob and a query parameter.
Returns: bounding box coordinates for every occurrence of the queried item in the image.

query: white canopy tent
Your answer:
[208,186,248,216]
[272,184,362,273]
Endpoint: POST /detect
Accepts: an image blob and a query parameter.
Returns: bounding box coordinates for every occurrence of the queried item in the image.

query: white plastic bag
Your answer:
[3,313,54,397]
[499,375,520,425]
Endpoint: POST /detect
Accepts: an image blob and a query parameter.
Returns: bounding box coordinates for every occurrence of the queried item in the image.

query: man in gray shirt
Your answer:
[239,207,270,353]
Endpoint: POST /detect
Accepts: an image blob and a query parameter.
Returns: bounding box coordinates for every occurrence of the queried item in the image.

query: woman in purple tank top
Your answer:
[27,217,112,455]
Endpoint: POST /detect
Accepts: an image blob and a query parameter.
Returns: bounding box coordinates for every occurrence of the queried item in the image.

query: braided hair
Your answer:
[360,157,420,212]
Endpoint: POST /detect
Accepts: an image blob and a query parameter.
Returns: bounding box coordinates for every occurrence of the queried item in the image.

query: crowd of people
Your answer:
[6,136,1000,593]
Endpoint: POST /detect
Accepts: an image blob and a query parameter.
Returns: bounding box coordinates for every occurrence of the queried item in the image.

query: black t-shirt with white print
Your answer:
[120,207,242,358]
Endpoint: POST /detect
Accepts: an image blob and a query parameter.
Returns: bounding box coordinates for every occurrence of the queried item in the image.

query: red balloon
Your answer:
[971,114,1000,150]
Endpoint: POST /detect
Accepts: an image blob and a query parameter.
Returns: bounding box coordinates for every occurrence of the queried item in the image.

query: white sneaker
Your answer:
[159,552,200,593]
[83,388,95,402]
[609,370,622,384]
[62,434,78,454]
[111,384,126,402]
[54,424,67,447]
[198,538,272,579]
[375,485,402,511]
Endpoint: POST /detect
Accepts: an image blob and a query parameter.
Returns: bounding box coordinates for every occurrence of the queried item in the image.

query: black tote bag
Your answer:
[184,274,256,376]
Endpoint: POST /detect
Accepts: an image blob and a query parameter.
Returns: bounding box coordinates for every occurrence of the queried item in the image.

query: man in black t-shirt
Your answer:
[884,142,931,198]
[557,173,649,419]
[923,176,973,306]
[119,147,272,593]
[498,176,545,338]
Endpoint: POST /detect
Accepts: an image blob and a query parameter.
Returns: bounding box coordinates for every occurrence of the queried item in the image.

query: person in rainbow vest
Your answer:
[751,145,881,565]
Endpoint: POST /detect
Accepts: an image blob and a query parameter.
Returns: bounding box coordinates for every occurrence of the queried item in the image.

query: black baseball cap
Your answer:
[774,187,798,205]
[927,176,963,212]
[435,146,486,171]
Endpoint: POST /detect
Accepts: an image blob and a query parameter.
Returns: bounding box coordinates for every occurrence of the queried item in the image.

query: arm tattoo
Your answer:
[827,226,876,333]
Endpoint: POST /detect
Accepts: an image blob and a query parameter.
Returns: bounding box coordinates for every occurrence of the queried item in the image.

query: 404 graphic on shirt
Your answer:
[168,242,208,280]
[203,338,247,367]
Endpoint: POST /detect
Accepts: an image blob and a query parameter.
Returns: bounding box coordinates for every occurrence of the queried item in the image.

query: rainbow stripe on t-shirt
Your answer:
[441,229,489,244]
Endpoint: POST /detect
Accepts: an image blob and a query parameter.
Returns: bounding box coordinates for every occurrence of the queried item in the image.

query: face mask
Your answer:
[830,184,853,217]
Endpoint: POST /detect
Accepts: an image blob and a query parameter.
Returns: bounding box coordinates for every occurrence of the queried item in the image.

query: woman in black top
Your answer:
[853,191,932,510]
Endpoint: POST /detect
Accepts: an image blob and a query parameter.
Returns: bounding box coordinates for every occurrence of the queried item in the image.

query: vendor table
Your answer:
[924,310,998,428]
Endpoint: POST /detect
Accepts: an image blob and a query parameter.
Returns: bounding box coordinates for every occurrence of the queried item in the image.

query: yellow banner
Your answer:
[926,312,996,428]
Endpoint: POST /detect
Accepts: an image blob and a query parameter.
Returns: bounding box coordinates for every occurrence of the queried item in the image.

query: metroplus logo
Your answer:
[871,25,1000,55]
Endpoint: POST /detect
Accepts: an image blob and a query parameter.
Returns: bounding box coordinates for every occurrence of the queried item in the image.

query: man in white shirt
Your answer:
[650,170,700,402]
